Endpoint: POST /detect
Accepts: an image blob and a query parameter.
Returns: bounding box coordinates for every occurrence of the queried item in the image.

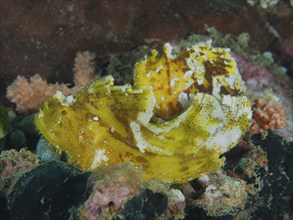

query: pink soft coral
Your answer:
[6,51,98,113]
[250,98,287,134]
[73,51,97,88]
[6,75,71,112]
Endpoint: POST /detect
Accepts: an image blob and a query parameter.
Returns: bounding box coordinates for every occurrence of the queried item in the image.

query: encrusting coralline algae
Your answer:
[34,40,252,183]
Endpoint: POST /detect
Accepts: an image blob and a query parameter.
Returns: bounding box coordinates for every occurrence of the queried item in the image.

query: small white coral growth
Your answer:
[6,75,71,112]
[6,51,98,112]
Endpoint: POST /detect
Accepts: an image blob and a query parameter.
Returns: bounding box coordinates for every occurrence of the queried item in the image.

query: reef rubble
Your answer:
[0,24,292,220]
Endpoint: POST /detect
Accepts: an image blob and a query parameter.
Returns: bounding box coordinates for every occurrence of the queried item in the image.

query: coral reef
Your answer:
[6,51,98,113]
[0,149,39,196]
[193,171,248,216]
[1,132,290,219]
[250,98,287,134]
[234,53,275,87]
[181,140,270,217]
[80,163,143,220]
[232,49,292,141]
[1,23,292,219]
[34,41,252,183]
[0,1,292,218]
[0,149,39,178]
[1,159,185,219]
[225,143,269,205]
[158,189,186,220]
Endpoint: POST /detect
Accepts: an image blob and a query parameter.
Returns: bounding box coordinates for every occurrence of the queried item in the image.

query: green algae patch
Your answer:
[35,41,252,183]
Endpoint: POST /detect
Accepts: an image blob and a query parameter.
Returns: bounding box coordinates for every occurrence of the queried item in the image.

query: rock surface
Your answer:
[7,161,90,220]
[1,0,292,105]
